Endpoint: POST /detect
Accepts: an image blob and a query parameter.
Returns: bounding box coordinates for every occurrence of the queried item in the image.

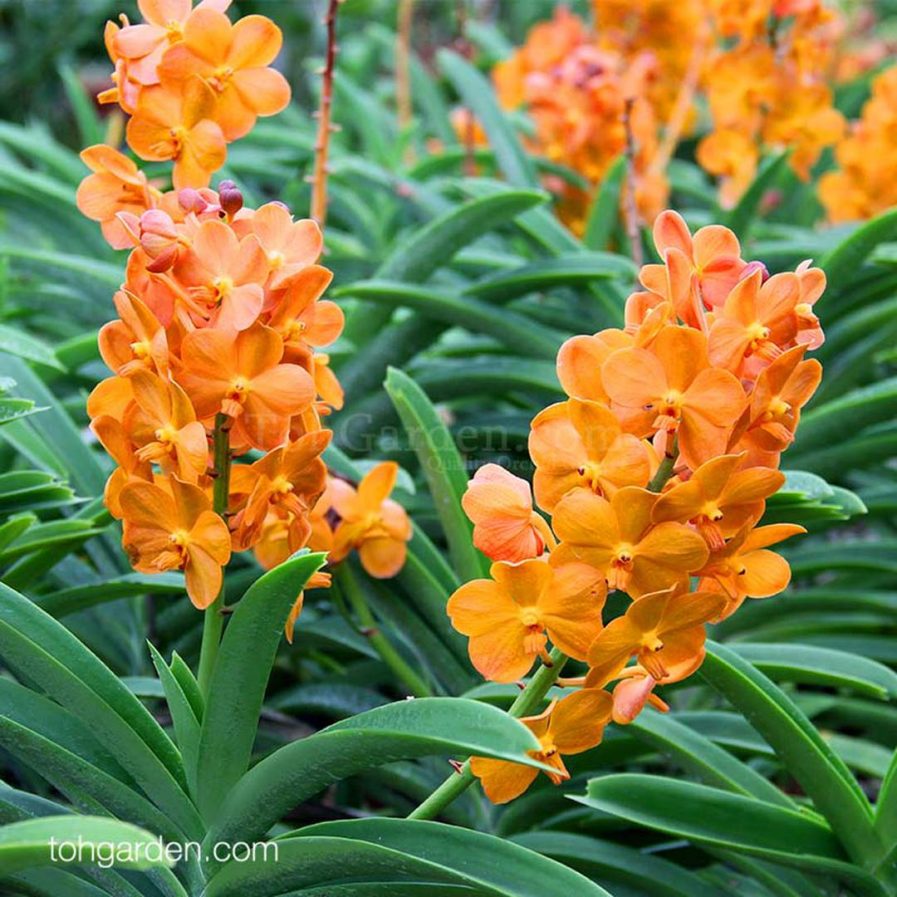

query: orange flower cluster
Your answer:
[99,0,290,188]
[77,3,412,631]
[698,0,846,207]
[491,7,666,235]
[819,64,897,222]
[450,210,824,803]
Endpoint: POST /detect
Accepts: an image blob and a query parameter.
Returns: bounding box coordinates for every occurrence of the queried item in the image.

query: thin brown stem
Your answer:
[622,97,644,269]
[310,0,343,229]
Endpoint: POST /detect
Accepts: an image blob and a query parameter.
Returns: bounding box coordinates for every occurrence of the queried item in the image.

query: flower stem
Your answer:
[648,435,678,492]
[408,647,567,820]
[336,563,432,699]
[197,413,231,700]
[310,0,342,229]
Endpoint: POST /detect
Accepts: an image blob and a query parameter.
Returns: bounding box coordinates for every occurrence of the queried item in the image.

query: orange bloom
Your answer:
[528,399,652,511]
[90,415,152,518]
[471,688,612,803]
[98,290,169,377]
[266,266,342,361]
[461,464,555,562]
[447,558,606,683]
[555,329,633,404]
[707,270,800,374]
[652,454,784,549]
[127,75,226,189]
[158,9,290,141]
[310,354,344,412]
[177,323,315,450]
[641,211,747,314]
[230,429,330,550]
[124,369,208,483]
[284,569,332,643]
[76,146,159,249]
[113,0,232,86]
[329,462,412,578]
[601,325,745,470]
[120,477,231,608]
[586,586,726,684]
[173,218,268,329]
[551,486,709,597]
[234,203,323,290]
[795,261,826,350]
[730,345,822,458]
[697,523,806,617]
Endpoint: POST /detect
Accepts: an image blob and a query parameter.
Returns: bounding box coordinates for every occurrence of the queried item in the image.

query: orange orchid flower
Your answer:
[652,454,784,549]
[177,323,316,450]
[173,218,268,329]
[551,486,709,597]
[707,269,800,374]
[113,0,232,86]
[76,146,160,249]
[230,429,330,550]
[601,325,746,470]
[470,687,612,804]
[447,557,606,683]
[158,9,291,141]
[234,203,323,290]
[697,522,806,616]
[310,354,345,412]
[556,328,633,404]
[329,462,412,578]
[586,586,726,685]
[284,569,332,644]
[610,673,666,725]
[528,399,653,512]
[266,266,342,360]
[120,476,231,608]
[127,74,226,189]
[730,345,822,458]
[90,415,152,518]
[99,19,141,114]
[87,375,136,423]
[641,210,747,314]
[461,464,555,562]
[123,369,209,483]
[98,290,169,377]
[795,260,826,350]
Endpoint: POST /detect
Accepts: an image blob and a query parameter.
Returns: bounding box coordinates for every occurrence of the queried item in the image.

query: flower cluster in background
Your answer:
[77,1,411,638]
[449,210,825,803]
[478,0,858,228]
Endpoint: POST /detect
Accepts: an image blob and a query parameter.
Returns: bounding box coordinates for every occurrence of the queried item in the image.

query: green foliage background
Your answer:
[0,1,895,896]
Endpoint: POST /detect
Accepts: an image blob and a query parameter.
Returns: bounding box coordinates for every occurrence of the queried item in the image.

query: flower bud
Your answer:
[218,179,244,217]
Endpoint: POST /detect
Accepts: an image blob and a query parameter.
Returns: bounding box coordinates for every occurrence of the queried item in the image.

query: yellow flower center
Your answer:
[268,250,285,269]
[520,607,541,628]
[768,396,790,418]
[285,319,307,342]
[213,276,234,303]
[154,425,177,445]
[210,66,235,92]
[577,460,605,493]
[271,475,294,496]
[700,502,724,522]
[747,321,770,343]
[131,340,151,359]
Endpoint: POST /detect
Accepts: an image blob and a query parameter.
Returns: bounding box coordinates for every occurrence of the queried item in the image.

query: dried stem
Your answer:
[310,0,342,229]
[622,96,644,269]
[396,0,415,163]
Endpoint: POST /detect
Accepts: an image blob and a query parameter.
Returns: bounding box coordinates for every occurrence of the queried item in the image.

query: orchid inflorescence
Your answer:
[449,211,825,803]
[481,0,849,230]
[77,0,411,637]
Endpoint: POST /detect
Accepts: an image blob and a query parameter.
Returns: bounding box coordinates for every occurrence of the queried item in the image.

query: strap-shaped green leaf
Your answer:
[194,551,327,821]
[385,367,485,582]
[821,207,897,297]
[701,643,881,869]
[202,697,549,867]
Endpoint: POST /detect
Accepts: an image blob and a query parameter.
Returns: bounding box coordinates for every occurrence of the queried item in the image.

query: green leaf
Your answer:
[35,573,185,618]
[438,50,538,188]
[0,816,174,875]
[0,326,64,371]
[194,551,326,821]
[0,581,200,839]
[385,367,484,582]
[628,710,793,807]
[821,207,897,297]
[574,775,884,893]
[583,156,627,251]
[730,644,897,700]
[722,151,790,237]
[203,697,549,865]
[284,819,612,897]
[465,253,637,303]
[701,643,882,868]
[339,280,561,358]
[511,830,730,897]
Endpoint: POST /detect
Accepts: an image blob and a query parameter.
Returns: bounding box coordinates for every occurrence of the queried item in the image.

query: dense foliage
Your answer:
[0,2,896,896]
